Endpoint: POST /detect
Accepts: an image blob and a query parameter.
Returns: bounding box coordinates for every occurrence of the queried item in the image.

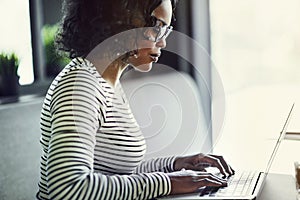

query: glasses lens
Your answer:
[143,26,160,42]
[156,26,166,41]
[156,26,173,42]
[143,16,173,42]
[143,25,173,42]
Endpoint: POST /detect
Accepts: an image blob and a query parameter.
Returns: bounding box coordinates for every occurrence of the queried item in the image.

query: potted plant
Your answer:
[42,24,70,78]
[0,52,20,97]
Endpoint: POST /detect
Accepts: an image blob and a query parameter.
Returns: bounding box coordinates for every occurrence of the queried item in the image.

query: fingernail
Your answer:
[217,182,223,186]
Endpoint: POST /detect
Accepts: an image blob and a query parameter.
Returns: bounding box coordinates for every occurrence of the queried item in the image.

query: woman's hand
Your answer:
[174,153,235,178]
[168,171,227,195]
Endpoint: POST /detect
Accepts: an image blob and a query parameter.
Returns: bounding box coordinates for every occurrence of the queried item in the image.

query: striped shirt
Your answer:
[37,57,176,200]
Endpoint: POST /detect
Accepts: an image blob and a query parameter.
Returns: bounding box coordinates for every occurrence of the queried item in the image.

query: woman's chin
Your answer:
[132,63,153,72]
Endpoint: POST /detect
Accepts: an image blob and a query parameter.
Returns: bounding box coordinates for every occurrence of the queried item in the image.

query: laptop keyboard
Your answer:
[200,171,260,197]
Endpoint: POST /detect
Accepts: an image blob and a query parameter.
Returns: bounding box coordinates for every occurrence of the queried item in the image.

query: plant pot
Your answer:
[0,75,19,97]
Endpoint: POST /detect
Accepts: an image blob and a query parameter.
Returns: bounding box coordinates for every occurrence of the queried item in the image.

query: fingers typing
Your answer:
[169,173,228,195]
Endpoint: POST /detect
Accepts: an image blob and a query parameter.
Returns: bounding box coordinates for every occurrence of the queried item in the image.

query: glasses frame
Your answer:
[143,18,173,42]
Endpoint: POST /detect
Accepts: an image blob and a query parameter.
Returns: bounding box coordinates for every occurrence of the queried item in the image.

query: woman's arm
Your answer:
[134,156,177,173]
[45,68,171,200]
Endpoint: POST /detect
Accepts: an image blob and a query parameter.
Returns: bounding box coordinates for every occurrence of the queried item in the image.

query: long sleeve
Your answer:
[134,156,177,173]
[37,60,172,200]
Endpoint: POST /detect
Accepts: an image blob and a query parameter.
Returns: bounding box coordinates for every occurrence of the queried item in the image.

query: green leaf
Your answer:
[0,52,19,76]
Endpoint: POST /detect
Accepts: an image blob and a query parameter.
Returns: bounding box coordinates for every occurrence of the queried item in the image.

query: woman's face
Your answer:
[127,0,173,72]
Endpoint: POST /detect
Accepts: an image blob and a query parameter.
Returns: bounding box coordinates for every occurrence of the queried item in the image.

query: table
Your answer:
[258,173,298,200]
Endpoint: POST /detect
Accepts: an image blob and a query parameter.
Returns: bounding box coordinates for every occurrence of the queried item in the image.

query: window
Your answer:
[210,0,300,174]
[0,0,34,85]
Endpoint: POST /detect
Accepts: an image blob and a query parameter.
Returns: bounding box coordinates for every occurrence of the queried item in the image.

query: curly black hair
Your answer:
[56,0,179,59]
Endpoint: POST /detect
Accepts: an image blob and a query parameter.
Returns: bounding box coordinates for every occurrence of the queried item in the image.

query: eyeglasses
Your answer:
[143,18,173,42]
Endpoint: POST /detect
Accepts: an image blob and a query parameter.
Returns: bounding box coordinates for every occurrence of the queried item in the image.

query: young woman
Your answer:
[37,0,234,199]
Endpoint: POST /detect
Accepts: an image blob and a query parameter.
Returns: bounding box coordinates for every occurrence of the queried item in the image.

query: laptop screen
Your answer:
[264,103,295,175]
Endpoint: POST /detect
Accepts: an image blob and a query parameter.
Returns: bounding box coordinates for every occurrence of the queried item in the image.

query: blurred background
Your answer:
[0,0,300,199]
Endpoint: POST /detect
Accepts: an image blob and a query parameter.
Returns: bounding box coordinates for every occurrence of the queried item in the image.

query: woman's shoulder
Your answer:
[46,57,111,111]
[61,57,98,77]
[55,57,108,88]
[49,57,113,98]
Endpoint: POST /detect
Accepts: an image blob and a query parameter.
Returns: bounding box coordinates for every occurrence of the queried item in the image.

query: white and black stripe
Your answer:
[37,57,176,200]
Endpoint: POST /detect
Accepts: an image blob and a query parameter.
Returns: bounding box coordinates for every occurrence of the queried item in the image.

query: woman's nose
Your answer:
[156,37,167,49]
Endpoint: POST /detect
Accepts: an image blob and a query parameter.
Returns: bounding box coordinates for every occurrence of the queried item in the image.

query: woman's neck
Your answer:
[102,61,127,87]
[86,55,128,88]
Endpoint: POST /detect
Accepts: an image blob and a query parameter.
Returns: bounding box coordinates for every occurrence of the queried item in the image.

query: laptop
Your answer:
[159,103,295,200]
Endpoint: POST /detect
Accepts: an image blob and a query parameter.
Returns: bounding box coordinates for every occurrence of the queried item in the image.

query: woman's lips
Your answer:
[150,54,160,62]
